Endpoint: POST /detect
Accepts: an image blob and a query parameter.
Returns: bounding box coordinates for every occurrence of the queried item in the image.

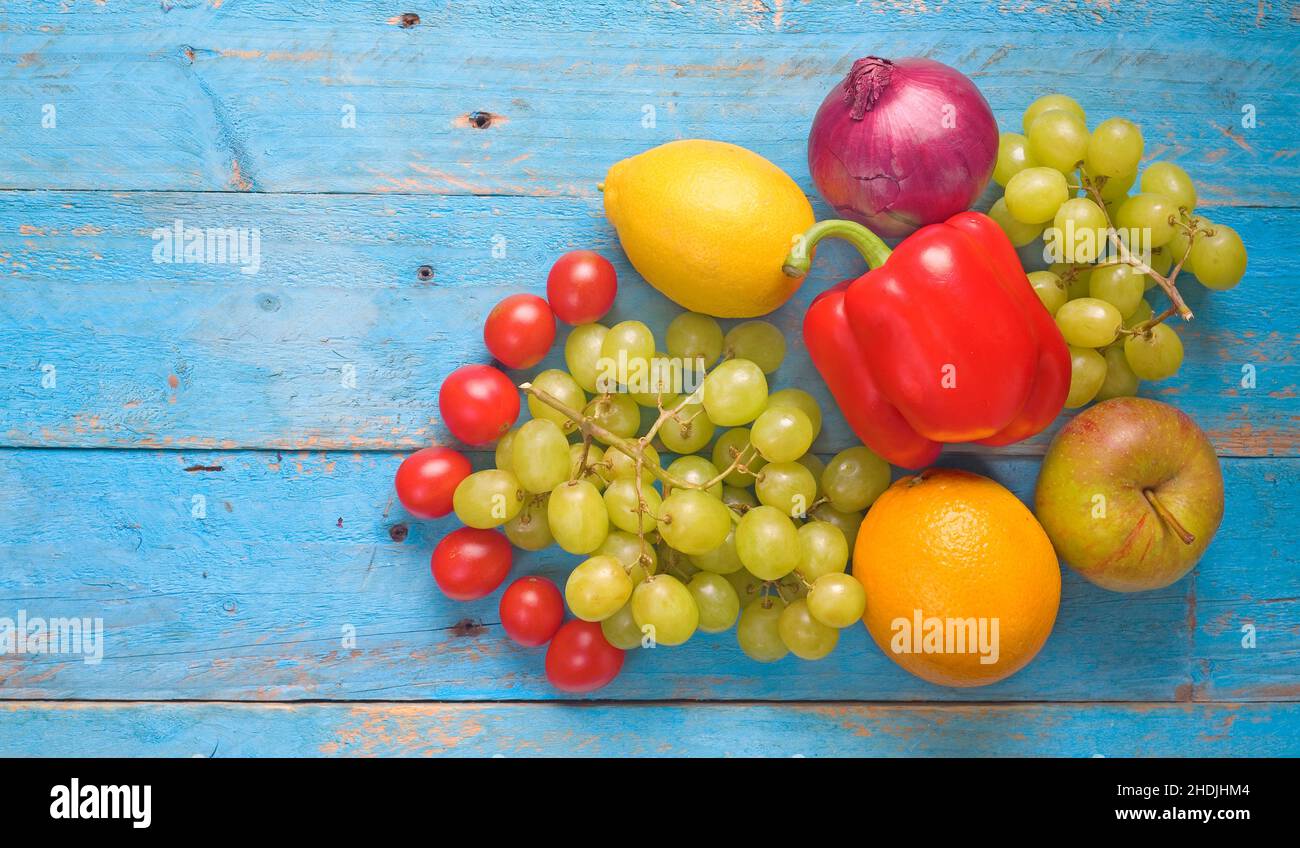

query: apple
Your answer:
[1033,397,1224,592]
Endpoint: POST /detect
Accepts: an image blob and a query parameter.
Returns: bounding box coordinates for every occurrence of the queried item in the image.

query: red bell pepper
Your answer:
[786,211,1069,469]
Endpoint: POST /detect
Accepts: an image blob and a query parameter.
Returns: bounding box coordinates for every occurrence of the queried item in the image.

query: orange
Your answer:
[853,469,1060,687]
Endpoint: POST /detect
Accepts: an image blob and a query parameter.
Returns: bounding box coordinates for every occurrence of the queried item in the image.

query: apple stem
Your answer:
[1143,489,1196,546]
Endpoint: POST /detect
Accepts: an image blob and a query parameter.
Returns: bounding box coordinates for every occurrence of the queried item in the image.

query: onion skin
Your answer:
[808,56,998,239]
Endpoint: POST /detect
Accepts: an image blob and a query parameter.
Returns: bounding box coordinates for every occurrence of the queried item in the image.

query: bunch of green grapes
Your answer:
[452,312,893,662]
[989,93,1248,408]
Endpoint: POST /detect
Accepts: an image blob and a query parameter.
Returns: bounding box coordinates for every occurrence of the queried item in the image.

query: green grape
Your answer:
[688,572,741,633]
[736,505,801,580]
[1004,167,1070,225]
[723,321,786,374]
[821,446,891,513]
[1095,345,1140,402]
[566,555,633,622]
[806,573,867,629]
[795,520,849,581]
[722,485,757,512]
[494,427,518,472]
[712,427,764,487]
[778,599,839,660]
[1188,223,1247,290]
[809,503,864,552]
[569,442,608,491]
[659,403,716,454]
[1140,161,1197,211]
[1123,324,1184,381]
[1085,117,1143,178]
[993,132,1038,187]
[666,312,724,368]
[665,455,723,499]
[599,320,656,385]
[511,418,571,493]
[1022,93,1086,134]
[690,527,744,575]
[586,393,641,444]
[1051,263,1094,300]
[1055,297,1122,348]
[631,575,699,646]
[1089,263,1145,319]
[737,598,788,663]
[701,359,769,426]
[1027,270,1068,315]
[527,369,587,433]
[1146,244,1174,285]
[766,388,823,442]
[1114,193,1177,250]
[1027,109,1089,175]
[1122,299,1153,331]
[989,196,1044,247]
[597,530,658,585]
[453,469,524,529]
[775,572,809,600]
[605,444,659,485]
[750,406,814,463]
[795,453,826,495]
[629,351,684,409]
[657,489,732,555]
[1165,224,1195,272]
[726,569,765,607]
[1051,197,1109,264]
[564,323,609,393]
[657,543,699,582]
[504,494,554,551]
[604,478,661,534]
[547,478,610,554]
[1064,346,1107,409]
[1097,169,1135,202]
[755,461,818,518]
[601,602,644,650]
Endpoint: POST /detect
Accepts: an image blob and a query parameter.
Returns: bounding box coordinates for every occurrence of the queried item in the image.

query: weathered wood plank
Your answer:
[2,193,1292,454]
[0,2,1294,201]
[0,450,1292,702]
[2,700,1294,757]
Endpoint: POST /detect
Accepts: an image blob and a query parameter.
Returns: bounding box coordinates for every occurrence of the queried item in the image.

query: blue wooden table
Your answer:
[1,1,1296,757]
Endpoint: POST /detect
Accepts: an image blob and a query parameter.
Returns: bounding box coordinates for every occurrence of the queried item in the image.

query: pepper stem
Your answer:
[782,219,893,279]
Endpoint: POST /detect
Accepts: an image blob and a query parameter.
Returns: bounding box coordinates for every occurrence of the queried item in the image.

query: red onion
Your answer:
[807,56,998,239]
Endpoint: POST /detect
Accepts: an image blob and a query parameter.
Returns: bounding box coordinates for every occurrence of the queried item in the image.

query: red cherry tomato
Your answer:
[484,294,556,370]
[439,364,520,445]
[431,527,512,601]
[545,620,624,692]
[394,446,471,519]
[498,576,565,647]
[546,251,618,325]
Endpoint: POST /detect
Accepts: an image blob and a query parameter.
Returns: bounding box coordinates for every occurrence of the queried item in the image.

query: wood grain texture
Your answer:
[0,2,1296,201]
[2,193,1293,454]
[0,449,1293,702]
[2,701,1294,757]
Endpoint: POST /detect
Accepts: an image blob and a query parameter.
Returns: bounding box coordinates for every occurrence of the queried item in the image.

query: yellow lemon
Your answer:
[602,140,815,318]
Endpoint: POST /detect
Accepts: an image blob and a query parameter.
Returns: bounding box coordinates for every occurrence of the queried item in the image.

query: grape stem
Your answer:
[523,379,762,579]
[1077,167,1194,323]
[520,382,758,505]
[703,443,759,490]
